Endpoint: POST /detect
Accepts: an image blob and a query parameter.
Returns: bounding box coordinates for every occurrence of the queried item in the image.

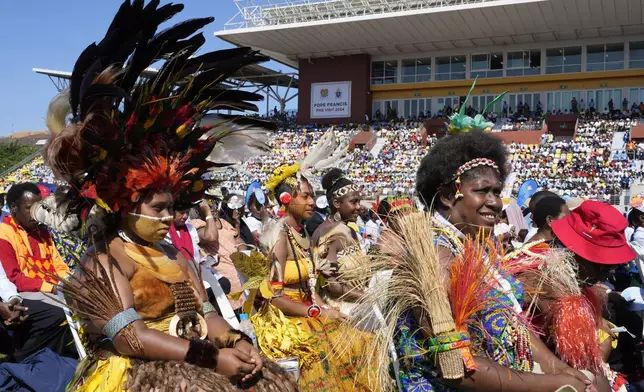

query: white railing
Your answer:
[224,0,500,29]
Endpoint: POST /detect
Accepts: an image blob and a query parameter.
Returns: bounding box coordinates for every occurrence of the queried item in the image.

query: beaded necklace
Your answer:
[117,230,208,339]
[504,238,548,262]
[432,212,534,371]
[284,224,319,309]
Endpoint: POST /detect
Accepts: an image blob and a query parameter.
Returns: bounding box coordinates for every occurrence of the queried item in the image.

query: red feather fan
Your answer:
[548,295,603,372]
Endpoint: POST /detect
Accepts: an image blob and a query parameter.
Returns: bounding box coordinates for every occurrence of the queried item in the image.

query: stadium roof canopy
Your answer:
[216,0,644,68]
[34,62,298,115]
[33,62,298,91]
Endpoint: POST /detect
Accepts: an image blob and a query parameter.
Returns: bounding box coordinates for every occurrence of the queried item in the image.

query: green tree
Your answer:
[0,142,39,174]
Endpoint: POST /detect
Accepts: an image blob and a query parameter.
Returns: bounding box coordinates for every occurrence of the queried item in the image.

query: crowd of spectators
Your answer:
[0,157,54,191]
[1,115,641,202]
[508,118,638,202]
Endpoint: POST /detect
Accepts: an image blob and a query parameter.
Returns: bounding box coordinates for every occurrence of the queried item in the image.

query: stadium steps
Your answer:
[612,131,626,151]
[630,183,644,200]
[369,137,388,157]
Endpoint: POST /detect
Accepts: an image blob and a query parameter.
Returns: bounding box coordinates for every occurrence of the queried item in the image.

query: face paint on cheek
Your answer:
[125,212,173,243]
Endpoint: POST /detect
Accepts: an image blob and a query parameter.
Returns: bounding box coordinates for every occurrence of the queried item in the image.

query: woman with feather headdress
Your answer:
[340,82,596,392]
[40,1,296,391]
[246,132,381,391]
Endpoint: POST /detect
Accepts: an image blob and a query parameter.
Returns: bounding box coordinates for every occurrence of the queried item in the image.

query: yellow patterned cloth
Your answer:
[252,257,380,392]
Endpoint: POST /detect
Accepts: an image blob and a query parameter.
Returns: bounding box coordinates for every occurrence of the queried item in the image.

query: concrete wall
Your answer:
[297,54,371,124]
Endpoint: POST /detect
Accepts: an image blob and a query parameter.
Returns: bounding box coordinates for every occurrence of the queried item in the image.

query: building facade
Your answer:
[216,0,644,123]
[371,37,644,119]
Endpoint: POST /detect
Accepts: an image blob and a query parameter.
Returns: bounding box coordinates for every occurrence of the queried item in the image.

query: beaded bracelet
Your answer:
[184,338,219,368]
[202,301,217,315]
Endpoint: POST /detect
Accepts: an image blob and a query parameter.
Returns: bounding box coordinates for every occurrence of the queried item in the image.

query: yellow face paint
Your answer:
[124,212,172,243]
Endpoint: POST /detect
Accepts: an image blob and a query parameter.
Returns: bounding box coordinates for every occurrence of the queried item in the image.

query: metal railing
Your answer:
[0,150,42,179]
[224,0,500,29]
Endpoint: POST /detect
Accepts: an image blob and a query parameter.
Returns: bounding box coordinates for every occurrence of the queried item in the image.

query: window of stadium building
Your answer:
[507,49,541,76]
[470,52,503,79]
[630,41,644,69]
[587,43,624,72]
[630,88,644,106]
[403,98,432,119]
[401,58,431,83]
[435,56,466,81]
[545,46,581,74]
[371,61,398,85]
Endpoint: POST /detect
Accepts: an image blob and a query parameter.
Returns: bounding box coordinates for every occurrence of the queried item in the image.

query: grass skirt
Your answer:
[250,302,380,392]
[68,315,297,392]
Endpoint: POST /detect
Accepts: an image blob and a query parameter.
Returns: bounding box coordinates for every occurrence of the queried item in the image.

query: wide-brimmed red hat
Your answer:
[551,200,635,265]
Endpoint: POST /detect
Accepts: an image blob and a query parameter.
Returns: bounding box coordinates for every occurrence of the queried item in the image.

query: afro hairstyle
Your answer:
[416,130,507,210]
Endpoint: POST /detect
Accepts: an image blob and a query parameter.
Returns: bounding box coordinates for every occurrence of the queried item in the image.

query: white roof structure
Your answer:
[34,63,298,116]
[216,0,644,68]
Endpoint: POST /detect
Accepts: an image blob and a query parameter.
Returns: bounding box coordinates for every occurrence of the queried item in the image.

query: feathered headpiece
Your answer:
[264,129,348,194]
[447,79,508,134]
[43,0,276,214]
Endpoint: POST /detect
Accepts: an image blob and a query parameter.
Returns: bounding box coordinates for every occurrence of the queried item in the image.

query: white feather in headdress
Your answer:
[45,89,71,136]
[298,128,349,189]
[200,114,273,167]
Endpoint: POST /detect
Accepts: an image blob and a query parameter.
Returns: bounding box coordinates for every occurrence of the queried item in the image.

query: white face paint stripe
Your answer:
[127,212,173,222]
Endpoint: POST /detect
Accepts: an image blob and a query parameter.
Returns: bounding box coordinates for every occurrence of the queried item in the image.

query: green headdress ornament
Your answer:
[447,78,508,134]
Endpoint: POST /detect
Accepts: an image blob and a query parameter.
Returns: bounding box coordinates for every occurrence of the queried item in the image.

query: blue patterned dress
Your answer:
[394,217,532,392]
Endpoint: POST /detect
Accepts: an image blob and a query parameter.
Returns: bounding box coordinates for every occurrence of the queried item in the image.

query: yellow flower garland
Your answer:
[264,163,300,192]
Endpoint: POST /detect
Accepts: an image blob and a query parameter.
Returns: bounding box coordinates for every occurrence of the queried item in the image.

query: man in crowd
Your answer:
[305,195,328,237]
[0,262,77,361]
[168,200,218,266]
[0,183,76,360]
[243,188,267,245]
[0,183,69,294]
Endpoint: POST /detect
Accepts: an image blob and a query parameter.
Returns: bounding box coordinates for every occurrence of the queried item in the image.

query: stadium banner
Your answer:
[517,179,539,208]
[310,81,351,119]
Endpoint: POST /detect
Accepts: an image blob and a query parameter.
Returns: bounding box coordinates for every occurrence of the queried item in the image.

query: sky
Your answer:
[0,0,296,136]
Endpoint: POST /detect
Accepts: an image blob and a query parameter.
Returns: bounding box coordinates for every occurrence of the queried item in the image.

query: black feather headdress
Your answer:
[43,0,276,214]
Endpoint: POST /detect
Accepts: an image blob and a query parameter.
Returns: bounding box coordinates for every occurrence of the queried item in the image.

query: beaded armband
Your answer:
[184,338,219,368]
[102,308,141,340]
[202,301,217,316]
[426,331,476,371]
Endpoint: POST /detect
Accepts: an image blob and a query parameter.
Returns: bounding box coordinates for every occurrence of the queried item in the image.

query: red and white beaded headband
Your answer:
[450,158,499,183]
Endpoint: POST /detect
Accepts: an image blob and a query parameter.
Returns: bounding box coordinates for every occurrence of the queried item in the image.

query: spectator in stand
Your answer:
[305,195,328,238]
[571,97,578,113]
[508,115,638,201]
[0,183,69,295]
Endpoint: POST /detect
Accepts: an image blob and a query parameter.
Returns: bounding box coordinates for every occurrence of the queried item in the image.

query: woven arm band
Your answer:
[102,308,141,340]
[202,301,217,315]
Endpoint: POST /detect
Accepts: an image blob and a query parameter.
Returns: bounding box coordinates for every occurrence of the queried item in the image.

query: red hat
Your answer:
[551,200,635,265]
[36,185,51,199]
